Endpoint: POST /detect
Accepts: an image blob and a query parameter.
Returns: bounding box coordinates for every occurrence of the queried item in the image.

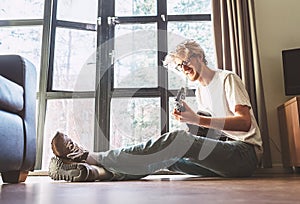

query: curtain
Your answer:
[212,0,272,167]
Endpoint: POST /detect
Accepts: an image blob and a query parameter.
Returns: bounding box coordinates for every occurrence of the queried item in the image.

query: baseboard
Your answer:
[254,165,295,175]
[29,170,48,176]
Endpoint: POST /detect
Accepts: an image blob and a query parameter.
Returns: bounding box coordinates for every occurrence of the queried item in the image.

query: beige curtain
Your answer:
[212,0,271,167]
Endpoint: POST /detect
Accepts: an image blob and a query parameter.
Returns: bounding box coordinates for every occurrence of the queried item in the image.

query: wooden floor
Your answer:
[1,173,300,204]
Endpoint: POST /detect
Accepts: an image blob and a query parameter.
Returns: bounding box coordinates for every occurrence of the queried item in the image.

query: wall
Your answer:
[254,0,300,167]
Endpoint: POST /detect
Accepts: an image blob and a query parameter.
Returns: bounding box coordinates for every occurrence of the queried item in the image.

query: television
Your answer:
[282,48,300,96]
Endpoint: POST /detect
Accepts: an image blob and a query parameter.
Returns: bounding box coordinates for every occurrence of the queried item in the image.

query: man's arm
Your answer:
[173,102,251,132]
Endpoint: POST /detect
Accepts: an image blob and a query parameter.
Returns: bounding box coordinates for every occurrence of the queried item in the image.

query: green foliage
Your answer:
[170,0,211,14]
[134,0,156,15]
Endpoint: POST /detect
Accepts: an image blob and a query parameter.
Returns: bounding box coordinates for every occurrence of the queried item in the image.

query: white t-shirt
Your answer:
[195,69,263,159]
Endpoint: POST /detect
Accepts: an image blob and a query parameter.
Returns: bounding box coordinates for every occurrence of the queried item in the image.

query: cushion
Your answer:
[0,75,24,113]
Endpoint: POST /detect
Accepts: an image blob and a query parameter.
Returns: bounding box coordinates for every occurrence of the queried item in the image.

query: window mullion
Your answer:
[94,0,115,152]
[157,0,169,134]
[35,0,56,169]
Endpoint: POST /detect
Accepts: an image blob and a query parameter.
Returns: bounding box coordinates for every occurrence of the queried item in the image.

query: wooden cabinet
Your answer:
[278,97,300,167]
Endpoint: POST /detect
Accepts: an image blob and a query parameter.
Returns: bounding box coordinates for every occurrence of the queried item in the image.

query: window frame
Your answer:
[96,0,212,151]
[35,0,98,169]
[0,0,213,169]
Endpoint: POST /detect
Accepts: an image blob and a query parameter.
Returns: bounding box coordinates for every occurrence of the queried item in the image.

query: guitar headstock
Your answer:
[174,87,186,112]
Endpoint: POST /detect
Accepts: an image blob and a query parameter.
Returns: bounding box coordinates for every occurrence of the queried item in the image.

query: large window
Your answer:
[40,0,98,170]
[0,0,45,169]
[0,0,215,171]
[109,0,215,149]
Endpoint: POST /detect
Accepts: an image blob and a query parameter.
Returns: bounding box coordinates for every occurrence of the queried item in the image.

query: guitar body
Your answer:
[174,87,227,139]
[186,110,211,136]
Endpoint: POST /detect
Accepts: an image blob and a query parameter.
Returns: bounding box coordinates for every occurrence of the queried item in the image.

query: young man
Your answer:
[49,39,263,182]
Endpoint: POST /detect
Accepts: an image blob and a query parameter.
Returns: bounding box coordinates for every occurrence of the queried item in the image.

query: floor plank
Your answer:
[1,174,300,204]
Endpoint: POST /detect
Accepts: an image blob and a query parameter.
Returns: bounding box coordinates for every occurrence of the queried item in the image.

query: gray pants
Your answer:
[95,130,258,180]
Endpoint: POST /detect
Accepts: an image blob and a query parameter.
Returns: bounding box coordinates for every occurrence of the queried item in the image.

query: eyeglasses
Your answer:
[175,55,194,72]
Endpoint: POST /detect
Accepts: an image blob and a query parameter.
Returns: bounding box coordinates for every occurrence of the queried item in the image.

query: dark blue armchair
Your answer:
[0,55,37,183]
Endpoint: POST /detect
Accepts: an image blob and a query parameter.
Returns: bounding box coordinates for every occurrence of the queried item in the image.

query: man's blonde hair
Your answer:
[163,39,208,67]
